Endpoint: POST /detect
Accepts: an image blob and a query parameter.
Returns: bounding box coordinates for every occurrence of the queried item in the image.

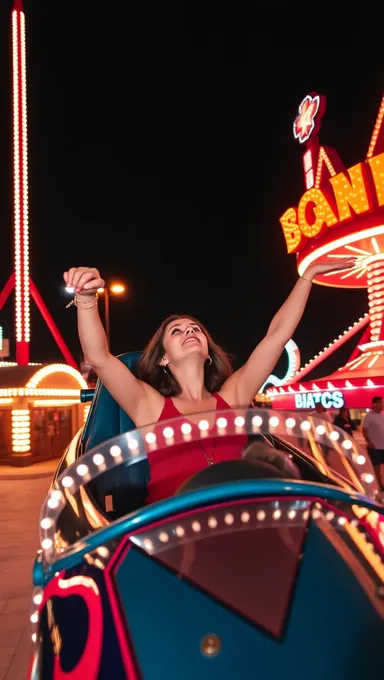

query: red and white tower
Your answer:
[0,0,77,368]
[12,0,29,364]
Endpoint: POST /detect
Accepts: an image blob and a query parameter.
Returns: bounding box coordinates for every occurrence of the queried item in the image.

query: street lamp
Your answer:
[97,283,126,347]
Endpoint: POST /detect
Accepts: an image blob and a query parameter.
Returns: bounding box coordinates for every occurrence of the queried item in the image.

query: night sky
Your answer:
[0,4,383,384]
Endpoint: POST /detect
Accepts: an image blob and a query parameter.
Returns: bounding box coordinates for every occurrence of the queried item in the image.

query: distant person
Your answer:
[362,396,384,490]
[333,407,356,438]
[63,258,356,503]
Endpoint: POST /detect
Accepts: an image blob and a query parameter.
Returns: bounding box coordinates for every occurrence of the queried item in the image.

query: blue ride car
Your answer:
[28,353,384,679]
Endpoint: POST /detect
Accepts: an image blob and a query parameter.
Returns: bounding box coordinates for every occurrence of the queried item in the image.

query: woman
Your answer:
[64,258,356,502]
[333,407,356,437]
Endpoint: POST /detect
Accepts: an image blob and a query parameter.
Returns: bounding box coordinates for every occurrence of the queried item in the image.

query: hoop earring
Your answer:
[207,356,212,366]
[162,366,168,374]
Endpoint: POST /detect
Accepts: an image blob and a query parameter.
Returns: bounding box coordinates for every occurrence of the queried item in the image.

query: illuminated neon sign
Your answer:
[280,152,384,254]
[295,391,344,410]
[293,93,324,145]
[260,339,300,392]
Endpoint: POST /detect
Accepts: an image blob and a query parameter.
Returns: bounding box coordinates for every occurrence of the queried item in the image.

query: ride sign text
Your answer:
[280,152,384,254]
[294,390,344,410]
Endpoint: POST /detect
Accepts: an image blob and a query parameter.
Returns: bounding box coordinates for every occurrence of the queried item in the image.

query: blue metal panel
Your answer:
[113,525,382,679]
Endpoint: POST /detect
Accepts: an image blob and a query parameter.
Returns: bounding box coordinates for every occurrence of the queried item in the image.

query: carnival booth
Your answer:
[0,362,88,465]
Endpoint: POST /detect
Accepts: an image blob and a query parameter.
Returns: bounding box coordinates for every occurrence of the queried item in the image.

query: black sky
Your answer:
[0,5,383,383]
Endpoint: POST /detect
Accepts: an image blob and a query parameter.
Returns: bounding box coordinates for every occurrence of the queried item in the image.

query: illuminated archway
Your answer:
[26,364,88,390]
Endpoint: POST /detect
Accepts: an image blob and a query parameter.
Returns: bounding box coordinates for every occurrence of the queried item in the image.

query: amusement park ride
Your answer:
[0,0,87,465]
[266,90,384,411]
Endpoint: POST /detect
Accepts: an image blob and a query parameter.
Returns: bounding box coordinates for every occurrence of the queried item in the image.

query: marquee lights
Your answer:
[297,187,338,239]
[297,225,384,280]
[329,163,372,222]
[366,256,384,342]
[0,364,87,398]
[0,388,82,397]
[0,361,41,367]
[282,315,368,385]
[280,152,384,254]
[267,379,384,397]
[367,153,384,206]
[314,147,337,188]
[25,364,88,390]
[12,408,30,452]
[367,94,384,159]
[12,4,30,362]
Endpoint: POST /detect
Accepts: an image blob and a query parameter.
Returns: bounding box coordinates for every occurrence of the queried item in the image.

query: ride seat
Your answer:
[81,351,150,517]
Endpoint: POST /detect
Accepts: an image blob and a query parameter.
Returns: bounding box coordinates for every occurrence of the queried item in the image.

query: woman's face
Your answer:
[161,318,209,366]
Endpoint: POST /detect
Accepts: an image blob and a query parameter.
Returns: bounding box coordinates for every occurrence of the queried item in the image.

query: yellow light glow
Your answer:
[329,163,372,222]
[110,283,125,294]
[367,94,384,159]
[298,187,338,238]
[0,362,40,367]
[368,152,384,207]
[0,388,81,397]
[279,208,302,254]
[97,283,126,295]
[315,147,337,188]
[32,400,79,407]
[12,407,30,453]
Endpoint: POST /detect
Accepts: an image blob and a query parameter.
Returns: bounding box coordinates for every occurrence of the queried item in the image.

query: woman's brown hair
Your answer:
[138,314,234,397]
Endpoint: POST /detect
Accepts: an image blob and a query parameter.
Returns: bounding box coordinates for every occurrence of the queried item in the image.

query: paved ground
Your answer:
[0,464,56,680]
[0,459,57,481]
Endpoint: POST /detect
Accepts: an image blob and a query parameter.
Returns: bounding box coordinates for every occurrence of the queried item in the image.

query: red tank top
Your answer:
[145,393,248,504]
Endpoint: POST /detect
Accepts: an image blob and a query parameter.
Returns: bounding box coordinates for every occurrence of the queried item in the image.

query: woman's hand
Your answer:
[63,267,105,297]
[303,257,357,281]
